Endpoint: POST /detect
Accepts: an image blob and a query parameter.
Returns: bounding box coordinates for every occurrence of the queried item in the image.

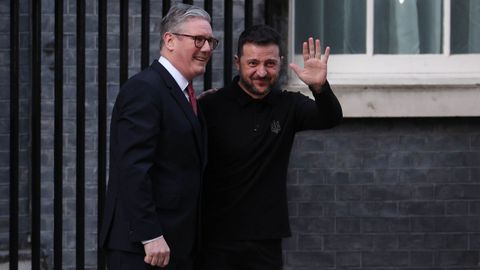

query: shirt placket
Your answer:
[251,102,268,134]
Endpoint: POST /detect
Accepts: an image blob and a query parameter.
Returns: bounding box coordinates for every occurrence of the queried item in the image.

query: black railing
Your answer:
[224,0,233,84]
[7,0,273,269]
[53,0,64,268]
[141,0,150,70]
[9,0,19,268]
[204,0,213,90]
[31,0,42,268]
[76,0,86,269]
[97,0,108,268]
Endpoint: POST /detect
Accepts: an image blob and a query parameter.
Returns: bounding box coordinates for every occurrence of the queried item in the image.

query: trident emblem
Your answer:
[270,120,281,134]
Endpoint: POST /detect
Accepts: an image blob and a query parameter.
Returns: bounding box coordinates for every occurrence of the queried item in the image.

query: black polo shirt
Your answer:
[199,76,343,240]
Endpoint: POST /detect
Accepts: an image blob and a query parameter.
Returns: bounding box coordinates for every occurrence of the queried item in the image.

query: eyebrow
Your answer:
[245,58,279,62]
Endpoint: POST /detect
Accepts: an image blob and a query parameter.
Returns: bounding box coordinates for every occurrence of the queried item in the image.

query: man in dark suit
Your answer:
[99,3,219,269]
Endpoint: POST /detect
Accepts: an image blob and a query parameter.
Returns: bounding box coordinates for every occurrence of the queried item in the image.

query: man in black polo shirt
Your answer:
[198,24,343,270]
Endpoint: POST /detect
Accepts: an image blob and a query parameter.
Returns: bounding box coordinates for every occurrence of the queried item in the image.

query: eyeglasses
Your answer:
[171,33,220,50]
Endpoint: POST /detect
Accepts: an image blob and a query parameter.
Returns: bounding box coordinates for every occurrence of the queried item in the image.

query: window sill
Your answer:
[287,83,480,118]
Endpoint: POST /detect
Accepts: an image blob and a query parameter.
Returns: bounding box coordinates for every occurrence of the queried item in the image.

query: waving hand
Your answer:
[289,37,330,93]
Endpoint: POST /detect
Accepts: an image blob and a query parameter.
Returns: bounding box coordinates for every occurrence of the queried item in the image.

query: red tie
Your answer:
[187,83,198,115]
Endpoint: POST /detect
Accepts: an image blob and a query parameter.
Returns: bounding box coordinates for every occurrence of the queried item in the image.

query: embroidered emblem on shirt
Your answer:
[270,120,281,134]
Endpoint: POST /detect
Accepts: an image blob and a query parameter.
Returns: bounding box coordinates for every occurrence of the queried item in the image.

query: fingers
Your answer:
[144,238,171,267]
[302,41,308,62]
[196,88,218,100]
[144,250,170,267]
[163,252,170,267]
[144,254,153,264]
[303,37,328,61]
[144,254,158,266]
[315,39,321,59]
[322,46,331,64]
[309,37,315,59]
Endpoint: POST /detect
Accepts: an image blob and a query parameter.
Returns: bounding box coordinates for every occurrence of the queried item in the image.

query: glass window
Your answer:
[451,0,480,53]
[293,0,480,55]
[374,0,443,54]
[294,0,366,54]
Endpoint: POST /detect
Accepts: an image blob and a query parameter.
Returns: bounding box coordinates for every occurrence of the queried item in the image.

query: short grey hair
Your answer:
[160,3,212,49]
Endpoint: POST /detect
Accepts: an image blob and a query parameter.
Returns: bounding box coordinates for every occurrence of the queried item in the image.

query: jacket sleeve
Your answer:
[294,81,343,131]
[113,81,164,243]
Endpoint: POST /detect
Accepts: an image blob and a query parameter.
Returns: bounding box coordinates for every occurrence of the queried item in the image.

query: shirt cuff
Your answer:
[309,80,331,94]
[141,235,163,245]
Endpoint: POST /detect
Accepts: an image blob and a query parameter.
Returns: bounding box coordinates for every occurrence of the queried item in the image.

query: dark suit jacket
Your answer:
[100,60,207,260]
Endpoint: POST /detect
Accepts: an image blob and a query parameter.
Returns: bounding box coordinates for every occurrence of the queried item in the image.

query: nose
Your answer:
[256,65,267,77]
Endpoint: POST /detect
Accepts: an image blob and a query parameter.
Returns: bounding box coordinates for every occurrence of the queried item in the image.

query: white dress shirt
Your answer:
[159,56,191,101]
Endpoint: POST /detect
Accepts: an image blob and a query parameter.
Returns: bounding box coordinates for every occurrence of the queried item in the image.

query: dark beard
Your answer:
[239,76,273,99]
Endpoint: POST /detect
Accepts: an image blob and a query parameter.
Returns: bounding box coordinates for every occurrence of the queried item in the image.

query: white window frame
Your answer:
[288,0,480,86]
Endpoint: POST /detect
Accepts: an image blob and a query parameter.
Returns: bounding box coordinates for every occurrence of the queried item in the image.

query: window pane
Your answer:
[374,0,443,54]
[451,0,480,54]
[294,0,366,54]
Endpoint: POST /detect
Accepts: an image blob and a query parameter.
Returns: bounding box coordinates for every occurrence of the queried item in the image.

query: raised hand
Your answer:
[289,37,330,93]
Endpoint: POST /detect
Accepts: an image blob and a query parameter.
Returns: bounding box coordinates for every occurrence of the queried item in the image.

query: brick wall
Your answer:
[285,118,480,269]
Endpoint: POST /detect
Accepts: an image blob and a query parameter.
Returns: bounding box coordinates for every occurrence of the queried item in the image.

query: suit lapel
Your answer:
[151,61,206,162]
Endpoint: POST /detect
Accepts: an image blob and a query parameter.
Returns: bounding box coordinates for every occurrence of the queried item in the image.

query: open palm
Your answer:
[289,38,330,92]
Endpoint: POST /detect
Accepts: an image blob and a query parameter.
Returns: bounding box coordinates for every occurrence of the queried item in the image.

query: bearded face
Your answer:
[235,43,282,99]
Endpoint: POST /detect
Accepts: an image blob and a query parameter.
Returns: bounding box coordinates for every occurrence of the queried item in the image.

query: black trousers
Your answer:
[106,249,193,270]
[197,239,283,270]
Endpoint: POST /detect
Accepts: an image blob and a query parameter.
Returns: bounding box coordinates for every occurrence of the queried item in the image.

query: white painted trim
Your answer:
[366,0,374,56]
[288,0,295,67]
[443,0,451,55]
[287,0,295,63]
[287,84,480,117]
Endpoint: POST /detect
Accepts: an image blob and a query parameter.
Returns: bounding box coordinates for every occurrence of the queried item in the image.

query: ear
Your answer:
[163,32,175,51]
[234,55,240,70]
